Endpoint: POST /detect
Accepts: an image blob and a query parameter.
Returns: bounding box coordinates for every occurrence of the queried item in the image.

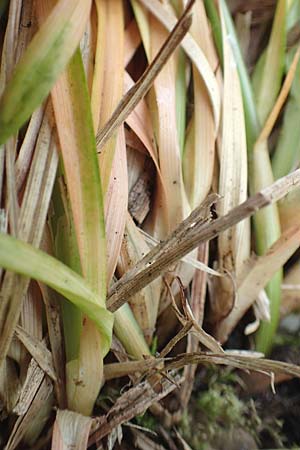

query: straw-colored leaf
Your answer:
[124,74,169,229]
[104,127,128,286]
[143,8,196,297]
[123,24,159,167]
[175,46,187,156]
[212,0,250,321]
[279,188,300,231]
[281,261,300,317]
[131,0,151,59]
[150,13,188,235]
[6,375,53,450]
[89,3,127,287]
[183,0,218,209]
[15,326,56,381]
[95,1,194,154]
[124,71,160,169]
[170,0,187,156]
[51,409,92,450]
[0,107,58,367]
[216,0,290,354]
[79,11,95,94]
[217,225,300,344]
[138,0,220,130]
[92,0,124,193]
[92,3,153,367]
[117,214,161,344]
[124,20,142,67]
[15,105,45,192]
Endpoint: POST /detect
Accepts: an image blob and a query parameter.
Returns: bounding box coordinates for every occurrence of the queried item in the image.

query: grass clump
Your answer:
[1,1,300,448]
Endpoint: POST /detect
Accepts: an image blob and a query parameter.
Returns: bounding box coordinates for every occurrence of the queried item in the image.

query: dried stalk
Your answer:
[107,169,300,312]
[89,375,181,444]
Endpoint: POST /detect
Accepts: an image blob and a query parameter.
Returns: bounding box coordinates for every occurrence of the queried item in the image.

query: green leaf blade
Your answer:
[0,232,113,356]
[0,0,92,144]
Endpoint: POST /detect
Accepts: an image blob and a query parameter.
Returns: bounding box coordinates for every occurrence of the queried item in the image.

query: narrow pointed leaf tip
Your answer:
[0,232,113,356]
[0,0,92,145]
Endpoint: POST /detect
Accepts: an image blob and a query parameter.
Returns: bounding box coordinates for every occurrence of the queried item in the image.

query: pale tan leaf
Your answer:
[138,0,220,130]
[96,1,194,153]
[51,409,92,450]
[211,2,250,322]
[149,13,189,234]
[93,0,124,193]
[15,325,56,381]
[13,358,45,416]
[15,105,45,192]
[0,357,21,413]
[124,71,159,168]
[118,214,161,343]
[279,187,300,231]
[0,108,58,368]
[281,262,300,317]
[217,225,300,343]
[183,0,217,208]
[218,1,250,273]
[125,20,142,67]
[105,126,128,285]
[6,376,53,450]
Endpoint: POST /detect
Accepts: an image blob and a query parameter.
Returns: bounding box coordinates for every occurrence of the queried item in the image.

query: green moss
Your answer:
[178,368,260,449]
[196,384,245,426]
[135,411,158,431]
